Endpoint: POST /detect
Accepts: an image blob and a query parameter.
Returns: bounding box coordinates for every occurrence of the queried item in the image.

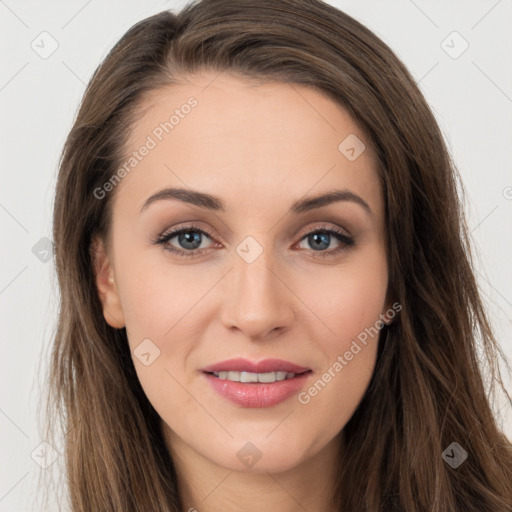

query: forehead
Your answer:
[114,72,382,219]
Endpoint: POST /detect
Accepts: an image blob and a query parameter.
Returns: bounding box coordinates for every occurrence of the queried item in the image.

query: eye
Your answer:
[153,224,216,258]
[295,224,355,258]
[152,223,355,259]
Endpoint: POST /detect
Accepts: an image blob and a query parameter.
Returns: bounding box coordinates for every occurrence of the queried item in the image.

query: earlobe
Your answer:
[91,236,126,329]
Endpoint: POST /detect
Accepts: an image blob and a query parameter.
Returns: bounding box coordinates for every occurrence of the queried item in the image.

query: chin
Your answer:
[204,435,314,474]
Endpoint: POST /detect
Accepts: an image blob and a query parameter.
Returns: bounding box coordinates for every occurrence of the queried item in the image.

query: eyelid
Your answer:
[156,220,351,241]
[156,223,216,244]
[295,222,352,239]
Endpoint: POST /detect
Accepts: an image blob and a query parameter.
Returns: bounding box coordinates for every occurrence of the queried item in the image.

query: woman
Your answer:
[43,0,512,510]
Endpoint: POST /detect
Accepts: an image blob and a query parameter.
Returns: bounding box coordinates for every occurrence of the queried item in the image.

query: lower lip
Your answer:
[203,371,312,408]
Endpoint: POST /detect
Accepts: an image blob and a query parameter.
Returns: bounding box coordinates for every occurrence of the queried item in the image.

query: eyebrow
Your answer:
[140,187,373,216]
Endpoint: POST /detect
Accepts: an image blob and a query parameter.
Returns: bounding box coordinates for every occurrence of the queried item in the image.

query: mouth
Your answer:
[200,358,313,408]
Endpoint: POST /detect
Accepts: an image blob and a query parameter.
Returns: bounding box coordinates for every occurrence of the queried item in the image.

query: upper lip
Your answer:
[201,358,311,374]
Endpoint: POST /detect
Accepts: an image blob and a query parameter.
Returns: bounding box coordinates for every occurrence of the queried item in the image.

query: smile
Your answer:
[203,369,313,408]
[211,370,300,383]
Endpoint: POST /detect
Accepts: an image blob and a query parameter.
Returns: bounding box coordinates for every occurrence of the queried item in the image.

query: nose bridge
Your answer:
[221,234,294,337]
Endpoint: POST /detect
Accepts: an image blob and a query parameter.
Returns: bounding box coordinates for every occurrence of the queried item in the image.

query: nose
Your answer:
[219,243,295,340]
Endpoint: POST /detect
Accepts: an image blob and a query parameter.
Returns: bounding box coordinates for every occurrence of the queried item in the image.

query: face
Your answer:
[93,72,390,474]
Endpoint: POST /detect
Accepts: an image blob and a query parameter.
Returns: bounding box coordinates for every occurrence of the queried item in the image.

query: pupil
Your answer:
[310,233,330,251]
[179,231,201,250]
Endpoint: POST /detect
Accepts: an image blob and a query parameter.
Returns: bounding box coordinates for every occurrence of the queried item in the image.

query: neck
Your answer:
[163,426,343,512]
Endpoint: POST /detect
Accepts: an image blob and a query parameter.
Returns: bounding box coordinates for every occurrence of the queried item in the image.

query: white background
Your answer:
[1,1,511,510]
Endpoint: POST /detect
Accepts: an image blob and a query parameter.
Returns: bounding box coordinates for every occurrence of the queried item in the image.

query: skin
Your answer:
[93,72,390,512]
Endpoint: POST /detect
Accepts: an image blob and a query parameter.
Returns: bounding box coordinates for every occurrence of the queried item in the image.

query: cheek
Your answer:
[293,253,387,427]
[116,253,218,411]
[116,245,212,342]
[295,249,388,345]
[297,342,378,454]
[118,267,201,418]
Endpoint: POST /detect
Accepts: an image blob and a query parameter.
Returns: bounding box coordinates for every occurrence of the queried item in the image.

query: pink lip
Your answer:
[201,358,312,408]
[201,358,311,374]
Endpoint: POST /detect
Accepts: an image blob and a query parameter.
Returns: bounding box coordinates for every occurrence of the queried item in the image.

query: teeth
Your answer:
[212,370,296,382]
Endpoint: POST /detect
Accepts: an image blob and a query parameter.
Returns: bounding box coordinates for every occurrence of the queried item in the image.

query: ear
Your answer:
[91,236,126,329]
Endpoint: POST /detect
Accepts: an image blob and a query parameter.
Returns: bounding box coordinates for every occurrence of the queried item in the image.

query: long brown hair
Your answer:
[42,0,512,510]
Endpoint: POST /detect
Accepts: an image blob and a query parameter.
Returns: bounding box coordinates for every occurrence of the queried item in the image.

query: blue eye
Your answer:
[169,230,206,251]
[154,225,213,257]
[153,223,355,259]
[297,229,354,254]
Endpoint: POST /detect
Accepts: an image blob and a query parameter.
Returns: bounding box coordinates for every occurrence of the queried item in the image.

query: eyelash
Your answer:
[152,223,355,259]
